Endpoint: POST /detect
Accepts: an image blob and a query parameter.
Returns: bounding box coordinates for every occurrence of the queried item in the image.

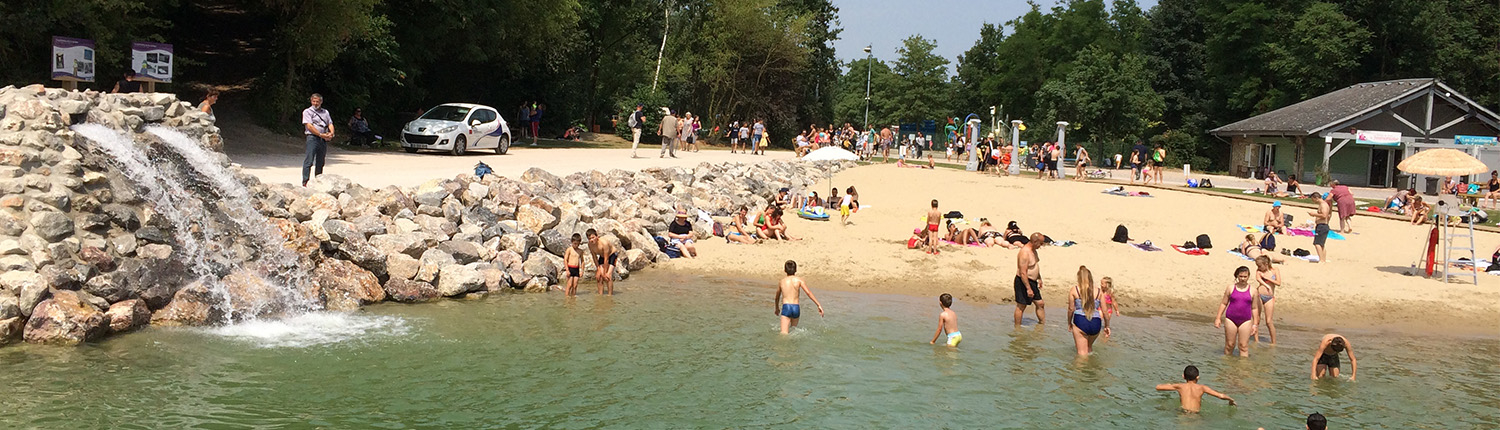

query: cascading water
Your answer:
[144,125,317,310]
[71,123,318,322]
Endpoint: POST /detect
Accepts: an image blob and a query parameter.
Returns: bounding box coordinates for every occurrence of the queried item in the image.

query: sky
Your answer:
[831,0,1160,70]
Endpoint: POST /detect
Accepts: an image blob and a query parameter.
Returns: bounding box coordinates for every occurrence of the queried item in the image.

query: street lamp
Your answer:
[863,45,872,131]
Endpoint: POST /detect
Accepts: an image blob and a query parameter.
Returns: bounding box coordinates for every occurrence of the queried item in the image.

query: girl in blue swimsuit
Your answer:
[1068,266,1109,356]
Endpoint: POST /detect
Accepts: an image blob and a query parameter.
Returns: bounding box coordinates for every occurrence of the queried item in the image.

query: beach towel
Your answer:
[1102,188,1153,197]
[1171,244,1209,256]
[1292,254,1320,263]
[1226,250,1254,261]
[1130,241,1163,252]
[1049,240,1077,247]
[942,239,986,247]
[1237,224,1263,233]
[1287,227,1345,240]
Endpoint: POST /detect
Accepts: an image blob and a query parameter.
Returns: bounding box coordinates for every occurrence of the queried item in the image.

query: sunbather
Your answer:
[976,218,1005,247]
[1003,221,1028,248]
[766,207,797,240]
[1237,233,1285,264]
[945,219,979,245]
[1383,189,1415,213]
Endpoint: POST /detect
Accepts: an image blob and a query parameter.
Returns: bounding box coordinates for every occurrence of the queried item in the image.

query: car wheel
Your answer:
[451,135,467,156]
[497,135,510,155]
[404,147,418,153]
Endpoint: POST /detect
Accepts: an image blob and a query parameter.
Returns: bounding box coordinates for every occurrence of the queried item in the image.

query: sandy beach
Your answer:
[657,163,1499,335]
[220,129,1497,336]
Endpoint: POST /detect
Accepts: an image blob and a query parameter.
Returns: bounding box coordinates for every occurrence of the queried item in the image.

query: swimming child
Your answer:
[1311,334,1358,381]
[563,233,582,297]
[1155,365,1236,412]
[1254,255,1282,344]
[1214,266,1257,357]
[774,260,825,334]
[1067,266,1108,355]
[1100,276,1119,320]
[929,293,960,346]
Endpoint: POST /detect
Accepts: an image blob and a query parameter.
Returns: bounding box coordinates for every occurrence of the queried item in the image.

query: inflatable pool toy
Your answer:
[798,209,834,221]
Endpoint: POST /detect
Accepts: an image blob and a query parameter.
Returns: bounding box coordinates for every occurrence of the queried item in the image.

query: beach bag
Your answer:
[473,162,493,178]
[1258,233,1276,251]
[655,236,683,259]
[1293,248,1311,257]
[1195,234,1213,249]
[1111,225,1131,243]
[712,221,725,237]
[944,211,964,219]
[1201,178,1214,188]
[1182,241,1198,249]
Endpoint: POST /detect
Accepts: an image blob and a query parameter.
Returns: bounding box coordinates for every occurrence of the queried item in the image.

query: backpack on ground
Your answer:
[1111,225,1131,243]
[1195,234,1213,249]
[1258,233,1276,251]
[712,221,725,237]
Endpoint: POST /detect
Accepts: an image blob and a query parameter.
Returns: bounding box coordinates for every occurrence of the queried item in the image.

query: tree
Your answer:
[886,35,951,124]
[832,57,896,127]
[1033,45,1163,156]
[1267,2,1374,101]
[954,23,1005,117]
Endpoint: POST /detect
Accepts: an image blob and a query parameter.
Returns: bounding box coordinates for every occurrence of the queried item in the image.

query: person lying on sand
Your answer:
[895,156,937,169]
[1001,221,1028,249]
[945,219,979,245]
[975,218,1005,247]
[1237,233,1285,264]
[1156,365,1235,412]
[1311,334,1357,381]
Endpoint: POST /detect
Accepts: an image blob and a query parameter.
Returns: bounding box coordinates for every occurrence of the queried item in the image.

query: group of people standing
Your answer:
[517,101,546,146]
[794,123,860,157]
[725,119,768,155]
[1129,142,1168,185]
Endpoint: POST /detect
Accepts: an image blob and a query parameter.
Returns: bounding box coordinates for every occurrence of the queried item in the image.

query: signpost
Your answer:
[130,41,174,92]
[51,36,96,90]
[1455,135,1498,146]
[1354,130,1402,146]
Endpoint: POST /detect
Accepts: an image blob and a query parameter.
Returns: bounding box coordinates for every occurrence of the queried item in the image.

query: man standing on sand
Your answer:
[1311,193,1332,263]
[925,200,942,255]
[880,126,894,163]
[301,93,334,187]
[629,104,645,158]
[659,108,678,158]
[774,260,824,334]
[1015,232,1046,324]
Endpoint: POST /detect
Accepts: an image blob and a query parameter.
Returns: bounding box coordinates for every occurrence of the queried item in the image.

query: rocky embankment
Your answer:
[0,84,847,346]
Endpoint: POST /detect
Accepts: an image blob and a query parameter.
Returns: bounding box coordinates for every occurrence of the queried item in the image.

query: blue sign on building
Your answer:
[1455,135,1498,145]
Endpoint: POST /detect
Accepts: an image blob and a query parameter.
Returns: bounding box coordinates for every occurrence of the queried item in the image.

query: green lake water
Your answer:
[0,272,1496,429]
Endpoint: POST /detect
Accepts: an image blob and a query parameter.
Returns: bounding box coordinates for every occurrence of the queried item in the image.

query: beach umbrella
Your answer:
[801,146,860,192]
[1396,148,1489,176]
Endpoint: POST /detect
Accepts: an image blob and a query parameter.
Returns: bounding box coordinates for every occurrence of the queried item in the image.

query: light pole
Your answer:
[863,45,872,131]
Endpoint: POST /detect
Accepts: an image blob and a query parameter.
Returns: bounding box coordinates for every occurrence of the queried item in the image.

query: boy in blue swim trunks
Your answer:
[929,293,960,346]
[774,260,824,334]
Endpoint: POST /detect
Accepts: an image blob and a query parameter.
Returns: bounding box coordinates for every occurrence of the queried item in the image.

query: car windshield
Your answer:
[420,106,471,122]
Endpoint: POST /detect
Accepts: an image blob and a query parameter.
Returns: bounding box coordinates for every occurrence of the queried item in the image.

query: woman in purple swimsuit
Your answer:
[1214,266,1258,357]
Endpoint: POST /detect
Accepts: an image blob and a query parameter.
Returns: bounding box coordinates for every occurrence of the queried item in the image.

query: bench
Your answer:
[1460,192,1486,207]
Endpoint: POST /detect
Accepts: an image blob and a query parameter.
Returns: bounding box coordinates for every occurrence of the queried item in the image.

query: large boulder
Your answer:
[336,238,387,276]
[322,219,362,243]
[539,229,571,256]
[436,264,485,297]
[520,167,563,190]
[104,299,151,333]
[315,259,385,311]
[412,179,450,207]
[622,248,651,271]
[0,317,22,345]
[151,279,226,326]
[386,252,420,281]
[438,240,484,265]
[522,252,560,284]
[222,270,287,320]
[383,278,439,303]
[416,248,456,283]
[270,218,320,259]
[370,233,425,258]
[516,204,558,233]
[27,211,73,241]
[23,290,106,345]
[375,186,416,216]
[82,271,133,303]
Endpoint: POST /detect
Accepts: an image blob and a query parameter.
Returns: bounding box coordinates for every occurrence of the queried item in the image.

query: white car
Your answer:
[401,103,511,155]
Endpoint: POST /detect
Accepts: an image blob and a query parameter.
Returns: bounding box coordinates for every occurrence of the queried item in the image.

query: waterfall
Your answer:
[71,123,319,322]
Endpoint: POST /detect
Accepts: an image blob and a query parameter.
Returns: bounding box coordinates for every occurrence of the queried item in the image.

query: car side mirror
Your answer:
[470,119,481,126]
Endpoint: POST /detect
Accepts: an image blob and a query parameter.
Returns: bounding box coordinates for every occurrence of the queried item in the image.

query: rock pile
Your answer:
[0,84,851,346]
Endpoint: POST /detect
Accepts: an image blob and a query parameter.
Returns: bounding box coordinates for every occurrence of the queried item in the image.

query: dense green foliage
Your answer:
[3,0,1495,162]
[938,0,1499,170]
[0,0,839,146]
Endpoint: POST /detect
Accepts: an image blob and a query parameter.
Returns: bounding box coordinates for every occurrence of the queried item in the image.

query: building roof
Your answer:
[1210,79,1436,136]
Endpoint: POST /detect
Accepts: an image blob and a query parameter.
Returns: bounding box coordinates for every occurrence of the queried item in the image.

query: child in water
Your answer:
[1155,365,1236,412]
[563,233,582,297]
[1100,276,1119,319]
[929,293,960,346]
[773,260,824,334]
